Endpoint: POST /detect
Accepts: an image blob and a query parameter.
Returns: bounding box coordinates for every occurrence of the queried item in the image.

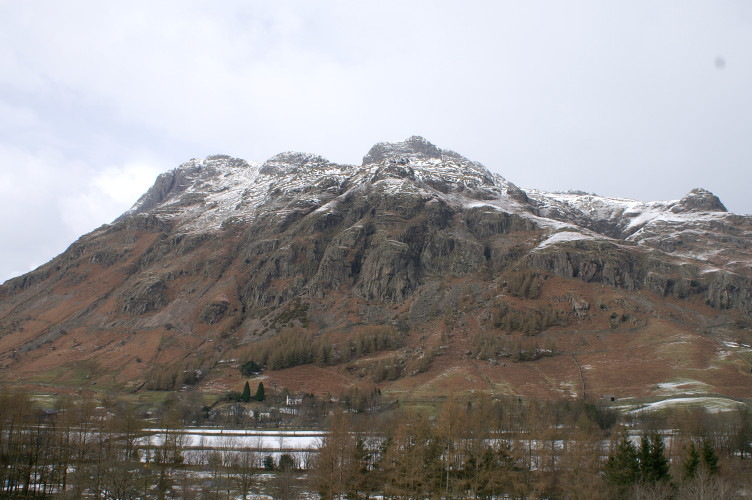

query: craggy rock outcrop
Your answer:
[121,275,167,315]
[671,188,727,213]
[463,208,536,238]
[420,232,485,275]
[354,237,420,302]
[199,298,231,324]
[706,271,752,316]
[362,135,442,165]
[260,152,331,177]
[644,273,702,299]
[5,267,53,293]
[525,238,752,317]
[307,224,372,297]
[526,242,640,292]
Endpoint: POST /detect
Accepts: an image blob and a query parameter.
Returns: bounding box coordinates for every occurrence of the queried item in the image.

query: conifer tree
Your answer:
[683,441,700,479]
[647,431,670,483]
[604,430,639,487]
[241,381,251,402]
[701,439,719,475]
[639,433,651,480]
[637,431,670,483]
[255,381,265,401]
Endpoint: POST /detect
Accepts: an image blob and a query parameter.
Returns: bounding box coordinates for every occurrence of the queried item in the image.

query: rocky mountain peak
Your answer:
[259,151,332,176]
[117,155,251,220]
[671,188,727,213]
[362,136,445,165]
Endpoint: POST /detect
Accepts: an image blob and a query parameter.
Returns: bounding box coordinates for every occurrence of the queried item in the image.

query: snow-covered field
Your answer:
[140,428,323,451]
[630,397,743,414]
[655,379,713,396]
[137,428,325,468]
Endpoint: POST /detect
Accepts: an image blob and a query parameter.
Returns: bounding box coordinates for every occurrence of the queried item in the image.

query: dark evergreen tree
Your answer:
[240,381,251,402]
[604,430,639,487]
[647,432,670,483]
[639,434,651,481]
[701,439,719,475]
[279,453,296,471]
[682,441,700,479]
[255,381,265,401]
[638,431,670,483]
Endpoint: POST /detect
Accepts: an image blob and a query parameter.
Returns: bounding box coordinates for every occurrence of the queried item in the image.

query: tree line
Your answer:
[312,396,752,499]
[0,387,287,499]
[2,384,751,499]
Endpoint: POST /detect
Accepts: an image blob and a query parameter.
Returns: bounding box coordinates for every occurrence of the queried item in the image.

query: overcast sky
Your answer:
[1,1,751,283]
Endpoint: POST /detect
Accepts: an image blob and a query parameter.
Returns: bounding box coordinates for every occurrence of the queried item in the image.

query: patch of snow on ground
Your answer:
[631,397,741,414]
[656,379,710,395]
[537,231,596,249]
[723,341,751,349]
[140,430,322,451]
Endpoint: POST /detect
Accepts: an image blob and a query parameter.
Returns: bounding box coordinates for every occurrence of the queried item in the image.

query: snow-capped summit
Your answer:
[116,138,749,280]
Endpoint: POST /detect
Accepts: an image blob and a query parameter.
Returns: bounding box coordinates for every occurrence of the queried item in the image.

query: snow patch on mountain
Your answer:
[537,231,600,249]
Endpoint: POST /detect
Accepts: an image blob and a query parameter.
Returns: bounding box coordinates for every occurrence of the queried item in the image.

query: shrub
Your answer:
[240,360,261,376]
[279,453,296,471]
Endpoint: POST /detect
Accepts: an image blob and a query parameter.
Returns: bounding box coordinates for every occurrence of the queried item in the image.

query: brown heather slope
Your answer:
[1,137,751,405]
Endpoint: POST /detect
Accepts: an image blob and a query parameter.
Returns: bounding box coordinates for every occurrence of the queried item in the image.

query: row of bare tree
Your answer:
[2,385,751,499]
[312,396,752,499]
[0,389,180,498]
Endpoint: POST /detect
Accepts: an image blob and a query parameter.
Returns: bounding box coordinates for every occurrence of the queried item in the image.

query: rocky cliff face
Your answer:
[2,137,751,399]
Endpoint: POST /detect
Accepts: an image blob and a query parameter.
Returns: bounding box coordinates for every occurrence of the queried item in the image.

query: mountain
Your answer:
[2,136,751,404]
